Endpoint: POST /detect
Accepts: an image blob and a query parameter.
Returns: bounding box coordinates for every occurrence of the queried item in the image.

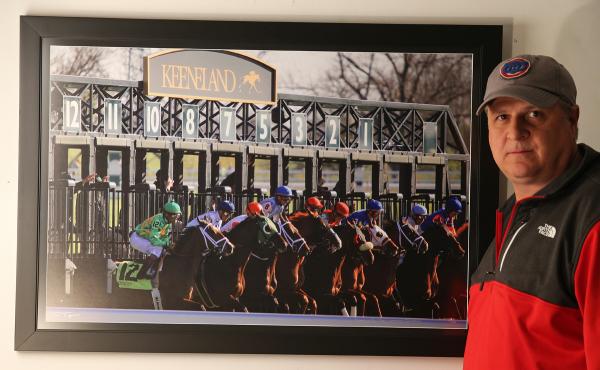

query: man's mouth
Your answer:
[506,149,533,156]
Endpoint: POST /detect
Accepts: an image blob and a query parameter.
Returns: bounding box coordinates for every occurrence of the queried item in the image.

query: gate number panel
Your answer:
[219,107,237,142]
[181,104,199,139]
[358,118,373,150]
[104,99,122,134]
[144,101,162,137]
[256,110,272,144]
[325,115,341,148]
[423,121,438,154]
[291,112,307,146]
[62,96,82,133]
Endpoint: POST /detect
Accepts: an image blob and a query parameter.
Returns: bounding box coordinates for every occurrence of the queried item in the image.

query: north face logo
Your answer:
[538,224,556,239]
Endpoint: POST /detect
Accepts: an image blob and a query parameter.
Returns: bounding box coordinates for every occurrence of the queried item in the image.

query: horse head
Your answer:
[277,218,310,256]
[381,218,424,255]
[227,216,288,259]
[175,222,235,258]
[333,220,375,265]
[365,224,404,258]
[423,222,465,259]
[289,211,342,254]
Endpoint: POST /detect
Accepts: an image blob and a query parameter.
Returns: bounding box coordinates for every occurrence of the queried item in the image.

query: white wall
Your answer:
[2,0,599,369]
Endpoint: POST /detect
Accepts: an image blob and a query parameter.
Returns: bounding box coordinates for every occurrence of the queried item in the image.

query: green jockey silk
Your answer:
[134,213,172,247]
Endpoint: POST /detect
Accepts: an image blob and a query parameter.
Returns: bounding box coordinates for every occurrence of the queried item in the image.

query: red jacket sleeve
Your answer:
[574,220,600,369]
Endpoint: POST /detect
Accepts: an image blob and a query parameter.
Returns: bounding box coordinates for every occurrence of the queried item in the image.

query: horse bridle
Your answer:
[397,220,427,254]
[197,223,231,256]
[277,219,308,254]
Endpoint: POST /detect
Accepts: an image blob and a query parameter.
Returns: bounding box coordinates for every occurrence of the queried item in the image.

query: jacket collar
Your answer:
[537,143,599,198]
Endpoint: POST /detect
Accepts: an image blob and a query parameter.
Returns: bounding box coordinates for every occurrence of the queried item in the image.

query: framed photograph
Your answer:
[17,16,501,355]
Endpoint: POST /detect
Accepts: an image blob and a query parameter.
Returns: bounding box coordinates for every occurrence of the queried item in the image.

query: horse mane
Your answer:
[224,215,257,242]
[174,226,197,251]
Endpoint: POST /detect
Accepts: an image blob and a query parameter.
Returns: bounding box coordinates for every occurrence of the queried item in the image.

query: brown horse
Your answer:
[195,216,287,312]
[274,212,342,314]
[303,221,374,316]
[435,222,469,319]
[158,222,235,310]
[393,220,464,318]
[362,224,405,317]
[272,217,315,314]
[238,219,292,312]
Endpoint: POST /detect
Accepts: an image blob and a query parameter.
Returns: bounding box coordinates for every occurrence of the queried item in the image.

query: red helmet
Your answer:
[334,202,350,217]
[246,201,263,216]
[305,196,324,210]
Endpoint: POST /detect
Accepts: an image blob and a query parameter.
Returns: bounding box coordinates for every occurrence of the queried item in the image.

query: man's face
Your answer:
[219,210,231,222]
[367,210,381,219]
[487,97,579,191]
[276,195,291,206]
[164,212,179,224]
[413,215,425,225]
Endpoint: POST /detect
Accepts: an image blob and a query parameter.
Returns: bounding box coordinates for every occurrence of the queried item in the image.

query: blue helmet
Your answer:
[218,200,235,213]
[445,197,463,213]
[275,185,293,197]
[366,199,383,211]
[411,204,428,216]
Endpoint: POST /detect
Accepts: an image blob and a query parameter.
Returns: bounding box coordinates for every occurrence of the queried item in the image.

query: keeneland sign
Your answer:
[144,49,277,104]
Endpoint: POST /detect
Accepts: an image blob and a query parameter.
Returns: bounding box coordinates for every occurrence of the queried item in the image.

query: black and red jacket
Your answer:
[464,144,600,370]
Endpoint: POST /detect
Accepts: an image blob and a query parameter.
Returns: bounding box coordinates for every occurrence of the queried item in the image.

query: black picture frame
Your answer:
[16,16,501,355]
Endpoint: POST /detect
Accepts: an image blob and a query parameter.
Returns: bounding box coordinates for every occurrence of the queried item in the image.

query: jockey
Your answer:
[346,199,383,227]
[260,185,293,222]
[221,201,263,233]
[420,196,462,236]
[130,201,181,278]
[323,201,351,226]
[304,196,324,217]
[187,200,235,230]
[402,203,429,235]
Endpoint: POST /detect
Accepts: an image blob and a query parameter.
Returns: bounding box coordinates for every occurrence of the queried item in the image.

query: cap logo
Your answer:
[500,57,531,79]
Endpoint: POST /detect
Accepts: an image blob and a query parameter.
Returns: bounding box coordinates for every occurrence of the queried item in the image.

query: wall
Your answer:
[2,0,598,369]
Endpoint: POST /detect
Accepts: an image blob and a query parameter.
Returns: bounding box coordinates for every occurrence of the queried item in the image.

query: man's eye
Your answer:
[528,111,541,118]
[495,114,508,121]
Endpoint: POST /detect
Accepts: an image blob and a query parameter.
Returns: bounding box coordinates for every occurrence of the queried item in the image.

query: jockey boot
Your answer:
[137,254,159,279]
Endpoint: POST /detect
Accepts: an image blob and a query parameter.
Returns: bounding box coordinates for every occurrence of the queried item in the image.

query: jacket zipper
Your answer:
[480,196,539,291]
[498,222,527,271]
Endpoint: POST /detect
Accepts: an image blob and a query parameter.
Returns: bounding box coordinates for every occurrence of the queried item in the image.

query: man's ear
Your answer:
[568,104,580,140]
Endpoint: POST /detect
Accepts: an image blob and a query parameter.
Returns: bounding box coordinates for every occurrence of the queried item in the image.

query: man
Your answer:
[221,201,263,233]
[187,200,235,230]
[261,185,293,222]
[464,55,600,370]
[130,201,181,278]
[402,203,428,235]
[420,197,462,236]
[346,199,383,227]
[323,201,351,226]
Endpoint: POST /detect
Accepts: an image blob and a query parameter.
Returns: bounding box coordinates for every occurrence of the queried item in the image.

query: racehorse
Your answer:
[271,217,313,314]
[274,212,342,314]
[302,221,374,316]
[393,219,464,318]
[338,223,387,317]
[195,216,287,312]
[238,219,293,313]
[157,222,235,310]
[361,224,405,317]
[436,222,469,319]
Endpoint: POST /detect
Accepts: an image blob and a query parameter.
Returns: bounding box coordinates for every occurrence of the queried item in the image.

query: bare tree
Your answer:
[309,52,472,148]
[51,46,108,77]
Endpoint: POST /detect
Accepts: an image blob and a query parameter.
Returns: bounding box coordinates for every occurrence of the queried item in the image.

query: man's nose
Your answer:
[506,116,530,140]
